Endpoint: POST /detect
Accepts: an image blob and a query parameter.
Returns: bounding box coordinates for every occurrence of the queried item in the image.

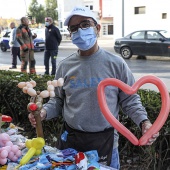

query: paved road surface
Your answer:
[1,39,170,92]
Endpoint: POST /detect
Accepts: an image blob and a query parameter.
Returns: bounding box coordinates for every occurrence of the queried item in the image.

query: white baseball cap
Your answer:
[64,6,98,26]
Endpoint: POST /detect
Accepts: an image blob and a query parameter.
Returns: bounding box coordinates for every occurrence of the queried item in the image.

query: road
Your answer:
[1,39,170,92]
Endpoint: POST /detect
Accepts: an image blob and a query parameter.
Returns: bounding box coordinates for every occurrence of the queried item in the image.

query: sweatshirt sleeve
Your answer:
[55,28,62,46]
[43,62,65,120]
[118,60,148,127]
[43,95,64,120]
[9,29,14,46]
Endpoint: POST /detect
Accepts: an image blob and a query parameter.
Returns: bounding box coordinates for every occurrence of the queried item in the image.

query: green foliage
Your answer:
[0,70,170,169]
[28,0,58,24]
[28,0,46,24]
[0,70,62,146]
[45,0,58,21]
[119,89,170,170]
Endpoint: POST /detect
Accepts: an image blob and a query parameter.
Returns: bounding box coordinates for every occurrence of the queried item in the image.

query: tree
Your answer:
[45,0,58,21]
[28,0,46,24]
[0,18,19,29]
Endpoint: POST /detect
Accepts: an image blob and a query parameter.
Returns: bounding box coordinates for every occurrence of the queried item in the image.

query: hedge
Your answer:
[0,70,170,170]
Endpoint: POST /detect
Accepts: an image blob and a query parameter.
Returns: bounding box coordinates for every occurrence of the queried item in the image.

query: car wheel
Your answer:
[120,46,132,59]
[0,44,7,52]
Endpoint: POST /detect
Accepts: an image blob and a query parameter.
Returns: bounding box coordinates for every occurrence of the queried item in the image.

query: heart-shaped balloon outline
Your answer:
[97,75,170,145]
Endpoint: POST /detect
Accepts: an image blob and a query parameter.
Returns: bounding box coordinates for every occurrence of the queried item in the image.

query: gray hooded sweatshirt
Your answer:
[44,47,148,149]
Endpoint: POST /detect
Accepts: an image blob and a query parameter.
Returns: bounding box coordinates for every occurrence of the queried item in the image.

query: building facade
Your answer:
[57,0,170,40]
[113,0,170,39]
[57,0,114,38]
[99,0,114,38]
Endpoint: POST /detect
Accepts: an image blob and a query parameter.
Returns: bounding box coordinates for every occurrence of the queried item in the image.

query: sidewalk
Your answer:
[133,73,170,92]
[1,64,170,92]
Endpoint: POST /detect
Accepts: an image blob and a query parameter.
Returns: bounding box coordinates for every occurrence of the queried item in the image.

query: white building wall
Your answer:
[113,0,170,39]
[57,0,99,30]
[57,0,84,30]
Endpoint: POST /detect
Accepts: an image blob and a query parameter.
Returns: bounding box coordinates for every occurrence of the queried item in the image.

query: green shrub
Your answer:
[0,70,170,169]
[0,70,63,146]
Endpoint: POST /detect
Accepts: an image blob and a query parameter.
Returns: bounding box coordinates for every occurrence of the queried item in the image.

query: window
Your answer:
[102,24,113,35]
[147,31,162,40]
[131,31,145,39]
[108,25,113,35]
[134,6,146,14]
[85,5,93,11]
[90,5,93,10]
[162,13,167,19]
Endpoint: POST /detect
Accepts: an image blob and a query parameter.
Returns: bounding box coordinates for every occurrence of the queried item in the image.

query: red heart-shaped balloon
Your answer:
[97,75,170,146]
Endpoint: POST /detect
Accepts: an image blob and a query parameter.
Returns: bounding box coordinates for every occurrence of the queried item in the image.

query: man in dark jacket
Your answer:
[44,17,62,75]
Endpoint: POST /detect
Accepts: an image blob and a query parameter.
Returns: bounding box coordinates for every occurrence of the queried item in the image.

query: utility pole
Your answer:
[24,0,28,15]
[122,0,124,37]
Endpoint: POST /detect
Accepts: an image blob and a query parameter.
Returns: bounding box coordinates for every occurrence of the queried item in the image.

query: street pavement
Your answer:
[1,38,170,92]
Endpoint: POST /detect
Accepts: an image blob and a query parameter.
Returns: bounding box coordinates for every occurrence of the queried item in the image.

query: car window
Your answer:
[147,31,162,40]
[32,28,45,40]
[159,30,170,38]
[131,31,145,39]
[3,32,10,38]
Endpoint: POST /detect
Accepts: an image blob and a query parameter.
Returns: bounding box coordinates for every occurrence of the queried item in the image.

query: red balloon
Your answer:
[1,115,12,122]
[29,103,38,111]
[97,75,170,146]
[75,152,86,164]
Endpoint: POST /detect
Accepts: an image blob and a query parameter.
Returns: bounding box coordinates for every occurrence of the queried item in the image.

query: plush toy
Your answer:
[0,133,22,165]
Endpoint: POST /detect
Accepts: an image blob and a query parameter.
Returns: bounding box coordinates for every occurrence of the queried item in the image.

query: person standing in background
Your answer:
[44,17,62,75]
[9,22,21,69]
[16,17,37,74]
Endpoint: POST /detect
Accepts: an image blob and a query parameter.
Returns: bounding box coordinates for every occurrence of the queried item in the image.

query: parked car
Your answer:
[114,30,170,59]
[59,28,70,39]
[0,30,45,52]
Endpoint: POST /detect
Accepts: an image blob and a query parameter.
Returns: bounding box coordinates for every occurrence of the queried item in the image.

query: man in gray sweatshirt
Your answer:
[9,22,20,69]
[28,6,159,169]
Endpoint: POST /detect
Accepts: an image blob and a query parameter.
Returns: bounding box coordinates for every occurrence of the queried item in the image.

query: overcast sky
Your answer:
[0,0,45,19]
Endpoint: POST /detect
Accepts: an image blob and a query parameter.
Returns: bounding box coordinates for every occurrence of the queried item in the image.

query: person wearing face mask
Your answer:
[16,17,37,74]
[44,17,62,75]
[28,6,159,169]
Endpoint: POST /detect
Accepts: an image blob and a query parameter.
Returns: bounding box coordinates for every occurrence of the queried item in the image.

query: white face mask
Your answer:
[45,22,50,27]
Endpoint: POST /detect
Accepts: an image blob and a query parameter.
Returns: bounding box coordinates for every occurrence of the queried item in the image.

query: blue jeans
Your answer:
[110,147,120,169]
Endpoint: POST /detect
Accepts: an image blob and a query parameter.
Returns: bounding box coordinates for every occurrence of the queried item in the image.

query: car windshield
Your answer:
[159,30,170,38]
[32,28,45,40]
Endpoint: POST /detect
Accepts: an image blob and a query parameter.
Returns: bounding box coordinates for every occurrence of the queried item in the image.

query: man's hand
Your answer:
[141,120,159,145]
[23,48,28,52]
[32,33,37,39]
[28,108,47,127]
[9,41,14,45]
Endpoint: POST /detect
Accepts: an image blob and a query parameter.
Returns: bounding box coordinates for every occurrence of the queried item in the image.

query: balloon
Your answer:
[19,137,45,166]
[0,158,7,165]
[0,150,8,158]
[29,103,38,111]
[97,75,170,146]
[1,115,12,122]
[0,133,22,165]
